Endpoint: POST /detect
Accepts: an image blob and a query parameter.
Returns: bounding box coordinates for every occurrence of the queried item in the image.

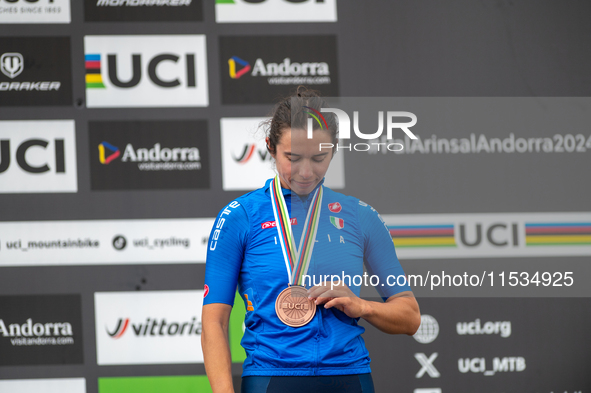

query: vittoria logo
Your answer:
[84,35,208,108]
[95,291,205,365]
[219,36,338,104]
[1,53,24,78]
[328,202,342,213]
[106,317,201,339]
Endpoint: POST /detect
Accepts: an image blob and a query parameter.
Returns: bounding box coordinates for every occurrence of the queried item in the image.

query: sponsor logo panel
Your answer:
[219,36,338,104]
[0,0,70,23]
[215,0,337,23]
[98,375,210,393]
[84,0,203,22]
[381,212,591,259]
[95,291,204,365]
[0,37,72,106]
[0,120,77,194]
[89,120,210,190]
[0,218,213,266]
[0,378,86,393]
[220,117,344,190]
[0,295,83,366]
[84,35,208,108]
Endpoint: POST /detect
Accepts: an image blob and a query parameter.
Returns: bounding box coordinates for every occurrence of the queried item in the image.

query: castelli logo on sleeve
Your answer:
[328,202,342,213]
[261,218,297,229]
[203,284,209,298]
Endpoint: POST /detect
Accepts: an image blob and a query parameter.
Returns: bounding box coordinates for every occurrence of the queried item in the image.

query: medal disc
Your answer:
[275,285,316,327]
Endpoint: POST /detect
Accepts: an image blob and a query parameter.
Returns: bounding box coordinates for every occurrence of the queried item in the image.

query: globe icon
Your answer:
[413,314,439,344]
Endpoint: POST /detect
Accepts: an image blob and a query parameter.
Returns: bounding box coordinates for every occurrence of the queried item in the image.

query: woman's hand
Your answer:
[307,281,421,335]
[307,281,368,319]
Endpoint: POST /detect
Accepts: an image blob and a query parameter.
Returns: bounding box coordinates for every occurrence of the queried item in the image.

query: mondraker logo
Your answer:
[228,56,250,79]
[106,317,201,338]
[1,53,24,79]
[98,141,120,164]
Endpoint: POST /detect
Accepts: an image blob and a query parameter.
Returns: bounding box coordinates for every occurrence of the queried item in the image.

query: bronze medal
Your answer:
[275,285,316,327]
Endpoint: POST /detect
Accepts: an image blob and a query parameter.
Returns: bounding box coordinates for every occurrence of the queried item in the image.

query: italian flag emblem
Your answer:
[330,216,344,230]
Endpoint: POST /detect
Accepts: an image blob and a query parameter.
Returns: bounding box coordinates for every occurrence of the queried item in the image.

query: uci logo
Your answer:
[0,53,24,79]
[101,53,197,89]
[0,139,65,174]
[458,222,519,248]
[234,0,325,3]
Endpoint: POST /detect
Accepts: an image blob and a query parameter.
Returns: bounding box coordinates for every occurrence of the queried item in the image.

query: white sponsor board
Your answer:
[0,0,71,24]
[382,212,591,259]
[85,35,208,108]
[220,117,345,191]
[0,120,77,193]
[0,218,213,266]
[216,0,337,23]
[95,291,204,365]
[0,378,85,393]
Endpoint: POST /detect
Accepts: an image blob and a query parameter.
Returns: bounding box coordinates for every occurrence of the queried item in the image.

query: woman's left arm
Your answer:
[308,285,421,335]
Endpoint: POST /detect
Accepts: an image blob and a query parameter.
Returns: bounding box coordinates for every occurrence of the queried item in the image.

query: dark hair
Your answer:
[263,86,338,156]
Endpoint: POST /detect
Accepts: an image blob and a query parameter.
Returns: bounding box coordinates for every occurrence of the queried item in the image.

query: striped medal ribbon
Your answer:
[270,175,323,327]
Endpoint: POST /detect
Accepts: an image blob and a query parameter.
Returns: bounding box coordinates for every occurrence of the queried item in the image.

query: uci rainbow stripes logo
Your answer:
[98,141,120,165]
[85,54,106,89]
[228,56,251,79]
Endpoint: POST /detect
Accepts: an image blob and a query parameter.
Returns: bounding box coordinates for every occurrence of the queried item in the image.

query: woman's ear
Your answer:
[265,137,274,157]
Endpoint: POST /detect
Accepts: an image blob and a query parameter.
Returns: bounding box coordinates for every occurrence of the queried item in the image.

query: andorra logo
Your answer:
[98,141,121,165]
[228,56,251,79]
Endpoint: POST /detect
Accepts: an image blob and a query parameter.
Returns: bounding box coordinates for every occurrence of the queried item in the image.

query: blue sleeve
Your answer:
[358,200,411,301]
[203,200,249,306]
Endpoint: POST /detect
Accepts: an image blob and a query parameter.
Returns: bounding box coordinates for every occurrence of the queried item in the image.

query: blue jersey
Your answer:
[204,178,410,377]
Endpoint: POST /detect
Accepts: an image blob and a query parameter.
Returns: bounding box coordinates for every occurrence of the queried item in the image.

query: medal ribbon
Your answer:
[270,175,323,286]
